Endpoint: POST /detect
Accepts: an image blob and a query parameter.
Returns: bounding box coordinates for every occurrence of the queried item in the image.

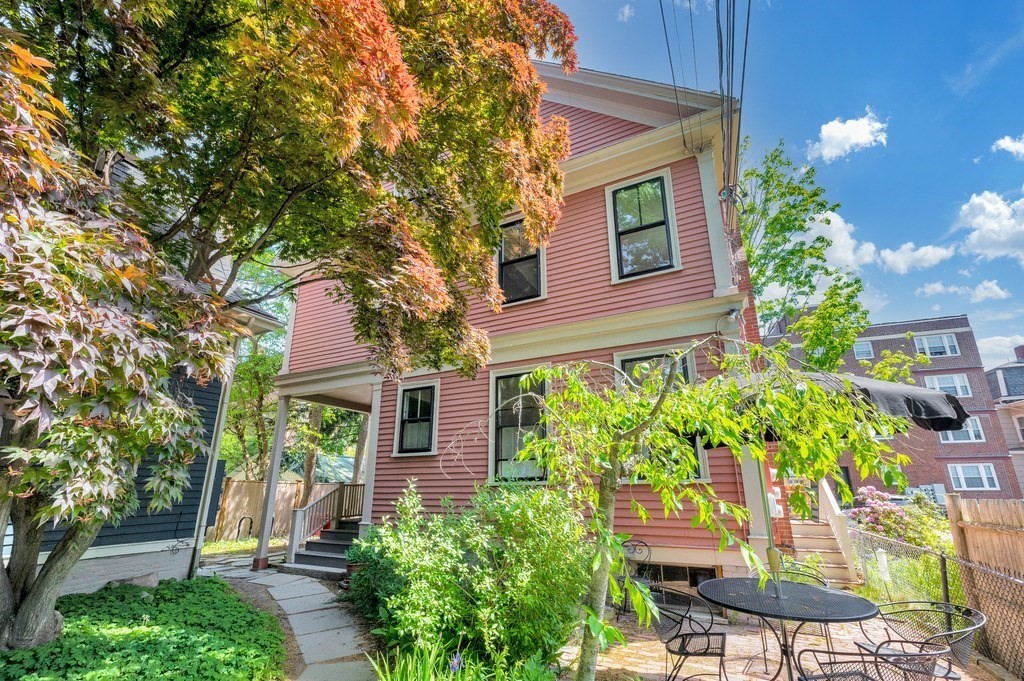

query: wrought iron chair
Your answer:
[797,642,951,681]
[615,539,652,620]
[749,562,833,674]
[650,585,728,681]
[856,602,986,680]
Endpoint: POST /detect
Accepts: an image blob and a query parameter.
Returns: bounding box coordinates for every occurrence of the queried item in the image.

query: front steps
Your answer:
[278,520,359,580]
[790,519,860,587]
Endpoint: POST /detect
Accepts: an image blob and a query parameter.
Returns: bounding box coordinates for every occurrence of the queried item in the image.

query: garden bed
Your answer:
[0,577,285,681]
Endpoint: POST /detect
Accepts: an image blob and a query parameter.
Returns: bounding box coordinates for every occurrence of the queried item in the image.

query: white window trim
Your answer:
[495,213,548,308]
[939,416,985,443]
[948,463,1000,491]
[1015,415,1024,443]
[915,334,961,358]
[605,168,683,285]
[391,378,441,457]
[612,346,708,483]
[853,340,874,360]
[924,373,972,398]
[488,364,548,484]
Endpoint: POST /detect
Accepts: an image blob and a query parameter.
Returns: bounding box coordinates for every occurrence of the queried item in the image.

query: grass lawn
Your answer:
[201,536,287,557]
[0,577,285,680]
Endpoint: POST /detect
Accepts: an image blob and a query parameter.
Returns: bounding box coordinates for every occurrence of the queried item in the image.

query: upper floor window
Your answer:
[607,172,678,281]
[948,463,999,491]
[853,341,874,360]
[939,416,984,443]
[1016,415,1024,443]
[915,334,960,358]
[619,353,691,385]
[493,372,546,481]
[499,219,542,304]
[924,374,972,398]
[395,381,439,455]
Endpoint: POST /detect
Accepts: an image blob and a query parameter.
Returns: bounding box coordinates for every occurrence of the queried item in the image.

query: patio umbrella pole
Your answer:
[756,453,796,680]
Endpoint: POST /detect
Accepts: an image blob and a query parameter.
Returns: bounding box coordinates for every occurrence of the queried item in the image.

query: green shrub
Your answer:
[351,483,590,667]
[848,487,952,552]
[0,577,285,681]
[369,639,556,681]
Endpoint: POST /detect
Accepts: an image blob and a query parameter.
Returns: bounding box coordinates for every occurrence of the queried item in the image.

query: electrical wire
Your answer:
[658,0,690,148]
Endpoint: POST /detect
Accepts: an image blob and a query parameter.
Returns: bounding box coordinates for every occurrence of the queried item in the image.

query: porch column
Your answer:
[252,395,291,570]
[359,383,383,537]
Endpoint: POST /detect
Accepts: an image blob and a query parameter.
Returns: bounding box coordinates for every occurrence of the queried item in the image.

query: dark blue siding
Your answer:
[41,376,223,551]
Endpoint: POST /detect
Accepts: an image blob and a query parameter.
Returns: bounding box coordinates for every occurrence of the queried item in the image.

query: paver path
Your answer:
[199,558,375,680]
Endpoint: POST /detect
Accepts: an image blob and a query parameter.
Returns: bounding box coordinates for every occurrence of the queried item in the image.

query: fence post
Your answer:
[287,508,303,564]
[939,553,950,604]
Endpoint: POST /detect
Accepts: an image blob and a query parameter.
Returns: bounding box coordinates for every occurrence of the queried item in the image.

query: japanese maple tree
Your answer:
[0,39,237,648]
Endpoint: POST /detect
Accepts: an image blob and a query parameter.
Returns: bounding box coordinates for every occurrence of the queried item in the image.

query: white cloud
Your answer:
[977,335,1024,369]
[931,304,942,312]
[878,242,956,274]
[958,190,1024,265]
[992,133,1024,160]
[806,211,878,272]
[617,3,634,21]
[914,279,1011,303]
[948,27,1024,96]
[958,268,973,277]
[807,107,888,163]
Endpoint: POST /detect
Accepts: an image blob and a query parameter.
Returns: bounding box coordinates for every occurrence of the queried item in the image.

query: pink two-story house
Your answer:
[254,64,773,584]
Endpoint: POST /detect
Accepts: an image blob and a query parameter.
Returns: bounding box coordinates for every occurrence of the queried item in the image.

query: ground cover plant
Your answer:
[0,578,284,680]
[348,485,589,672]
[201,537,287,557]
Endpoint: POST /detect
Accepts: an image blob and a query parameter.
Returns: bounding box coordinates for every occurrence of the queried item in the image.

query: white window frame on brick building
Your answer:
[915,334,960,358]
[853,340,873,360]
[939,416,984,443]
[924,374,972,398]
[1016,415,1024,443]
[948,463,999,491]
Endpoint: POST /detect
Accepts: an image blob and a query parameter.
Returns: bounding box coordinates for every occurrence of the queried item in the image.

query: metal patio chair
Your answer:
[615,538,652,620]
[650,585,728,681]
[797,642,951,681]
[856,602,986,679]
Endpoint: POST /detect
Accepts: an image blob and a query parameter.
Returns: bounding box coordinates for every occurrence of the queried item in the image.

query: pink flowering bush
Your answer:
[848,487,951,551]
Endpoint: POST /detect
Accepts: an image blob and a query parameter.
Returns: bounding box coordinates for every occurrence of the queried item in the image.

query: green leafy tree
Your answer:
[4,0,579,378]
[222,336,282,481]
[0,40,236,648]
[862,334,931,383]
[788,276,870,371]
[520,339,911,681]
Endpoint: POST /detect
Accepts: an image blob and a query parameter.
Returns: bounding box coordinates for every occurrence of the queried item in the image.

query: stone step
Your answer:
[294,550,348,570]
[304,538,352,555]
[320,528,358,543]
[788,520,836,537]
[278,562,349,581]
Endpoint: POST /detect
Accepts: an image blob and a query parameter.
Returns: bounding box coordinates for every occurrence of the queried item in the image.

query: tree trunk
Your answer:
[7,496,45,604]
[4,521,102,649]
[351,414,369,483]
[575,460,622,681]
[0,479,15,634]
[298,406,323,507]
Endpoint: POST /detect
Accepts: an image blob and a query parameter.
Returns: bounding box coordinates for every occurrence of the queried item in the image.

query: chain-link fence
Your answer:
[851,528,1024,679]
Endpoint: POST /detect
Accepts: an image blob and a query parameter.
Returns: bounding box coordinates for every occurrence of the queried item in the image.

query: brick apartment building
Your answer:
[770,314,1022,501]
[986,344,1024,492]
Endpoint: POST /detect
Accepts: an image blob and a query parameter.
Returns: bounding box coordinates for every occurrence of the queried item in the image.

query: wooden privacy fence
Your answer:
[209,479,336,542]
[947,494,1024,579]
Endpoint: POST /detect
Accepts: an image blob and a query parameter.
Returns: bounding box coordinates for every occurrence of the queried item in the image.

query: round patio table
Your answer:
[698,577,879,681]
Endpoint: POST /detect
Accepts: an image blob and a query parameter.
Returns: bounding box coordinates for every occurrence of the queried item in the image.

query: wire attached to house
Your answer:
[659,0,690,149]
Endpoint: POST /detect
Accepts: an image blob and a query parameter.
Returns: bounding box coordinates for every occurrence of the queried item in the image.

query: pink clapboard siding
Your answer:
[372,336,747,550]
[286,156,717,375]
[540,100,653,157]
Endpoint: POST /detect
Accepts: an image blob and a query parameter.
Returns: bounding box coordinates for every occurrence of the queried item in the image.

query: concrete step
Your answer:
[791,533,843,551]
[819,563,855,582]
[304,538,352,555]
[294,550,348,570]
[320,528,358,543]
[793,548,847,563]
[278,562,349,581]
[789,520,836,537]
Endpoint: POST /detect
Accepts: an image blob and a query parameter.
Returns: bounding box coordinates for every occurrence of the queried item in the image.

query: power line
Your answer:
[658,0,690,148]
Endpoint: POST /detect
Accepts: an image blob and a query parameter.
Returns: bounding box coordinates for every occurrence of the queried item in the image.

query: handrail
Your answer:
[818,479,859,583]
[286,483,366,563]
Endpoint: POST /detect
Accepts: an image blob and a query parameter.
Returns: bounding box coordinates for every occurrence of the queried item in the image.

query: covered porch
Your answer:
[251,364,382,571]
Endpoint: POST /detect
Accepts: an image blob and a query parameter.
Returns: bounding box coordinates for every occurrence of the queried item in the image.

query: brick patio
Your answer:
[559,611,1003,681]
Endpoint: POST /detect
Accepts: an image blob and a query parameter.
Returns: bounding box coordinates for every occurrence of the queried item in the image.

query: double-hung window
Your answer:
[939,416,984,443]
[853,341,874,360]
[493,372,545,481]
[948,463,999,491]
[924,374,972,398]
[498,219,542,304]
[915,334,960,358]
[395,382,438,455]
[1016,415,1024,443]
[608,174,676,280]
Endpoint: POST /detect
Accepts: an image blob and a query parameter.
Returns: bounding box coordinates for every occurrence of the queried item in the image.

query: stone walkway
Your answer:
[198,557,374,681]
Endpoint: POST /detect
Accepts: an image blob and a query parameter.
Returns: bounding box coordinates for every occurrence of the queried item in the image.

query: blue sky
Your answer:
[556,0,1024,367]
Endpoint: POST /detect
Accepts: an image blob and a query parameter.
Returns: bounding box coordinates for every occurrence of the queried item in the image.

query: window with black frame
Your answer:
[397,385,436,454]
[498,220,541,303]
[611,176,675,279]
[493,373,546,480]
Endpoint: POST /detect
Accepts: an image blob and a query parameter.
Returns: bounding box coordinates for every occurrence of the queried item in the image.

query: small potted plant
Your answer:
[344,539,374,576]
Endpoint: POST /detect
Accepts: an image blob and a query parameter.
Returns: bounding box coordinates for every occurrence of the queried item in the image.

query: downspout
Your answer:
[188,333,244,577]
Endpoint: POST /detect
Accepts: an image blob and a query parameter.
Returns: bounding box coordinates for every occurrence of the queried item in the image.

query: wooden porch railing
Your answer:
[287,483,365,563]
[817,479,858,583]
